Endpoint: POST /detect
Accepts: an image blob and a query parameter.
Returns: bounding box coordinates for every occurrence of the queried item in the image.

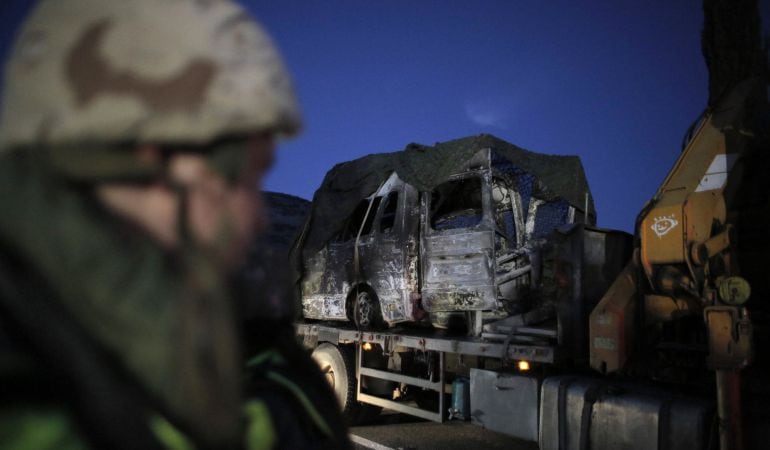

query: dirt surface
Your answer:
[350,413,539,450]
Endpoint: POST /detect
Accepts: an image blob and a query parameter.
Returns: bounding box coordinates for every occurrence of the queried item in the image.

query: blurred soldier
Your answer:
[0,0,349,448]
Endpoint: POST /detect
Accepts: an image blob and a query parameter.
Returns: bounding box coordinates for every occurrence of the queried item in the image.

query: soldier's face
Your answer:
[95,134,276,268]
[170,134,276,266]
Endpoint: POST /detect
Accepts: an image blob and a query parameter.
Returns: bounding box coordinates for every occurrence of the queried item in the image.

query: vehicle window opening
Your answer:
[531,199,571,240]
[430,177,483,231]
[492,179,517,250]
[340,197,383,241]
[379,191,399,234]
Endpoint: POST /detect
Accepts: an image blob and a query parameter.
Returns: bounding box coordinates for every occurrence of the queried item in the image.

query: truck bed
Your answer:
[296,321,559,364]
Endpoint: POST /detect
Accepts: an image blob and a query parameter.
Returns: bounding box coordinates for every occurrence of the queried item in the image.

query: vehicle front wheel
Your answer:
[352,288,384,330]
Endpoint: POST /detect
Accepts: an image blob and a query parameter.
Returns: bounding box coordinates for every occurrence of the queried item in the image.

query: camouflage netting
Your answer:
[294,134,594,259]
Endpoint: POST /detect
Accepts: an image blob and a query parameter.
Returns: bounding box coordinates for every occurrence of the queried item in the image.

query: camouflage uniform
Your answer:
[0,1,348,448]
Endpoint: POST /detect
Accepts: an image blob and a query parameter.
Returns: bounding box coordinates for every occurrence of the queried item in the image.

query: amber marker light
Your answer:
[362,342,373,351]
[518,360,531,372]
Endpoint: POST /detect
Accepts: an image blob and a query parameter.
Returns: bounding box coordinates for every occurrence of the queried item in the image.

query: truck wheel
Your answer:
[353,288,384,330]
[311,343,381,425]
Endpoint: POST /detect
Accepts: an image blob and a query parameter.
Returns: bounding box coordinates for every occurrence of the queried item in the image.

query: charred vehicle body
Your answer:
[292,2,769,448]
[293,135,631,336]
[294,106,768,448]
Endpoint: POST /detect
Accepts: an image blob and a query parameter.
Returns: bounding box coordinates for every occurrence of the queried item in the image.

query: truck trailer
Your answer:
[290,1,769,446]
[291,136,732,449]
[291,101,768,449]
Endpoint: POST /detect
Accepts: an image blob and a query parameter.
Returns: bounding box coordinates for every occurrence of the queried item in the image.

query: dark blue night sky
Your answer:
[2,1,768,232]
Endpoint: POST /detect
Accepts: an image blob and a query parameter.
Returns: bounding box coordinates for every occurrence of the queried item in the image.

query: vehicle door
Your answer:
[301,195,382,320]
[365,180,419,324]
[420,171,498,313]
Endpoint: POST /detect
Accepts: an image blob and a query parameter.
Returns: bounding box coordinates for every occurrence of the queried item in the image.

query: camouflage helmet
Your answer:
[0,0,301,150]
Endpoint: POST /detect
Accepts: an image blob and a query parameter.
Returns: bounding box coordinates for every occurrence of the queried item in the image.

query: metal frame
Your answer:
[299,322,557,423]
[297,323,558,363]
[356,345,446,422]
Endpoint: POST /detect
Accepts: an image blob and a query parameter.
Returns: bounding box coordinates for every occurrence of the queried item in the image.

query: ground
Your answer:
[350,411,538,450]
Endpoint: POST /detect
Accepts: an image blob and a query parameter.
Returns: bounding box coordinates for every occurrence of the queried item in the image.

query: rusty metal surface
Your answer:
[421,231,496,312]
[301,174,421,325]
[705,306,753,369]
[589,261,638,373]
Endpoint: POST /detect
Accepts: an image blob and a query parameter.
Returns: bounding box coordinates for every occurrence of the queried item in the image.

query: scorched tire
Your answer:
[352,287,384,331]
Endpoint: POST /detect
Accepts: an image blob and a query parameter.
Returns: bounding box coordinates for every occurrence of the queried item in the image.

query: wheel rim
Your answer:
[356,291,374,328]
[319,363,335,387]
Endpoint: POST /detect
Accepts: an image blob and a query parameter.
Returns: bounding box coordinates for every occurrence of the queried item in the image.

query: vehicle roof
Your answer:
[294,133,594,259]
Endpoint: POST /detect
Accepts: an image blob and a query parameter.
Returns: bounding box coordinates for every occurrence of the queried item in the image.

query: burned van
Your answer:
[293,135,624,333]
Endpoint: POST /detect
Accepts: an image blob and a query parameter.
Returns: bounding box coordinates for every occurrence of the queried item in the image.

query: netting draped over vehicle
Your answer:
[293,134,594,261]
